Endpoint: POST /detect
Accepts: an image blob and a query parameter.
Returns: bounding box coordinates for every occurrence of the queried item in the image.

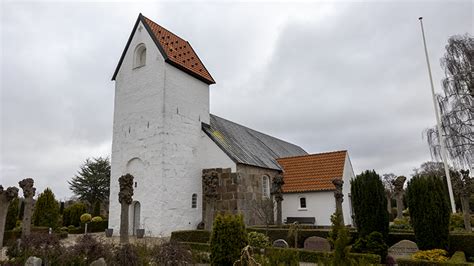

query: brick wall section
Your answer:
[202,165,280,226]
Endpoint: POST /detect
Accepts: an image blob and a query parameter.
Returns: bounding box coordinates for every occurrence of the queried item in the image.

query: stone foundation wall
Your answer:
[202,165,279,227]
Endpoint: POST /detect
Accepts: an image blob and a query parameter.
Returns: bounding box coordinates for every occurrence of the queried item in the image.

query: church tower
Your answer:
[109,14,215,236]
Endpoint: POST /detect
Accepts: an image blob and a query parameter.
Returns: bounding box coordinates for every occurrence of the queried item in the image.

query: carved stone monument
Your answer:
[202,170,219,230]
[118,174,134,244]
[332,179,344,224]
[19,178,36,237]
[304,236,331,251]
[271,174,284,225]
[392,176,406,219]
[0,186,19,247]
[387,240,419,260]
[272,239,289,248]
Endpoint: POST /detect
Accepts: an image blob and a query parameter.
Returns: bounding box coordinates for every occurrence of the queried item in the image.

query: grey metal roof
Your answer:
[202,114,308,170]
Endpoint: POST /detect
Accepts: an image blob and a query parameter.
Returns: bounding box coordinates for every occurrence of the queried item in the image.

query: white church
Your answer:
[108,14,355,237]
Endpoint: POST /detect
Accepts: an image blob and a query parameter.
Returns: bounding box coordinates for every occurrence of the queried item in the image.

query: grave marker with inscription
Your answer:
[388,240,419,260]
[303,236,331,252]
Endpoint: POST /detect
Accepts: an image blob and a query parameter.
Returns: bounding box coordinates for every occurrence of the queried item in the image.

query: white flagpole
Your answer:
[418,17,456,213]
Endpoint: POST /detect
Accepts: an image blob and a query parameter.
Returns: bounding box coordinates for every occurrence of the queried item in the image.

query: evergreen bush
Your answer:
[247,231,270,249]
[352,231,388,261]
[32,188,60,228]
[62,202,87,226]
[80,213,92,223]
[210,213,248,265]
[407,175,450,250]
[350,170,389,239]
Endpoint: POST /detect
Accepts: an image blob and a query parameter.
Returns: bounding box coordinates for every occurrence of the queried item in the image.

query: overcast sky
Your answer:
[1,0,472,200]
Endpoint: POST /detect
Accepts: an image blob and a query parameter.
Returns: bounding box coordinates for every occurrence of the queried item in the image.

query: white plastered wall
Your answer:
[110,21,236,237]
[281,152,355,226]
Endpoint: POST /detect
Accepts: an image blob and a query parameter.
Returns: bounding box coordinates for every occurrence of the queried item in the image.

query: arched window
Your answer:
[262,175,270,198]
[299,196,307,209]
[191,193,197,208]
[134,43,146,68]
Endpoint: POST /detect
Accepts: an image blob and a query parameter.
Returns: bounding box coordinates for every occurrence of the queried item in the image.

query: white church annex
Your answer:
[109,14,355,237]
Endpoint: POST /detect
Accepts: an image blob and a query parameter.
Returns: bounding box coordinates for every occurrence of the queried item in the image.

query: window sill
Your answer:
[298,208,307,211]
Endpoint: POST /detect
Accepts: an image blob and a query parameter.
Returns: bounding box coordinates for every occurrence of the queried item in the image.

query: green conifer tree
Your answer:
[210,214,248,265]
[32,188,60,228]
[407,175,450,250]
[5,197,19,230]
[350,170,389,239]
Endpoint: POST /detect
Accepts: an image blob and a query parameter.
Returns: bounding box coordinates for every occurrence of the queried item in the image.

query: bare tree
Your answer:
[252,197,275,233]
[425,34,473,168]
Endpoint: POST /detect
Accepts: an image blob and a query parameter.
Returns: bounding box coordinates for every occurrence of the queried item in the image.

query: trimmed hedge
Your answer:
[266,247,381,264]
[170,230,211,243]
[449,233,474,259]
[170,229,474,260]
[397,258,472,266]
[180,241,210,252]
[179,242,380,264]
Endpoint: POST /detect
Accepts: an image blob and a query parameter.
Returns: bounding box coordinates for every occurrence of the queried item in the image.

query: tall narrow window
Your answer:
[262,176,270,198]
[299,197,307,209]
[191,193,197,208]
[134,43,146,68]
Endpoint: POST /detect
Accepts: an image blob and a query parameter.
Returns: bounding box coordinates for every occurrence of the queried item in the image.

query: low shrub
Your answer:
[390,217,412,230]
[266,247,299,265]
[412,249,448,262]
[91,216,103,223]
[113,244,141,266]
[6,233,62,265]
[80,213,92,223]
[248,231,270,249]
[59,234,113,264]
[180,241,210,252]
[265,247,381,264]
[449,213,465,231]
[155,241,192,265]
[82,220,108,233]
[449,251,466,263]
[170,230,211,243]
[352,231,388,261]
[449,233,474,259]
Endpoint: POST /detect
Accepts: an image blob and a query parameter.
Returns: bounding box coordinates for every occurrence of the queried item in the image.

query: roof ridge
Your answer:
[209,114,306,151]
[278,150,347,160]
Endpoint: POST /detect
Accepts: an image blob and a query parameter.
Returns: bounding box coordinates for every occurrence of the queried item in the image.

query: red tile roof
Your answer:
[277,151,347,193]
[112,14,215,84]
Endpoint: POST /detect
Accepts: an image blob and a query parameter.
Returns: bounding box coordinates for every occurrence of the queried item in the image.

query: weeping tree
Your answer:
[425,34,473,168]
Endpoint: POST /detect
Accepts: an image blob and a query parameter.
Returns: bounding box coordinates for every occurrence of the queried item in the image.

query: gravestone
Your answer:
[25,256,42,266]
[90,257,107,266]
[388,240,419,260]
[272,239,289,248]
[303,236,331,252]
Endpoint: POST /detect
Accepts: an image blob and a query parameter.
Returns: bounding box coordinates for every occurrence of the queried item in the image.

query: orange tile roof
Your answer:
[277,151,347,193]
[112,14,215,84]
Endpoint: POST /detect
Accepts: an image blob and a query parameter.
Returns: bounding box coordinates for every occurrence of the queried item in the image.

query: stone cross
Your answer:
[118,174,134,244]
[0,185,19,247]
[392,176,406,219]
[332,179,344,224]
[19,178,35,238]
[271,174,284,225]
[202,170,219,230]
